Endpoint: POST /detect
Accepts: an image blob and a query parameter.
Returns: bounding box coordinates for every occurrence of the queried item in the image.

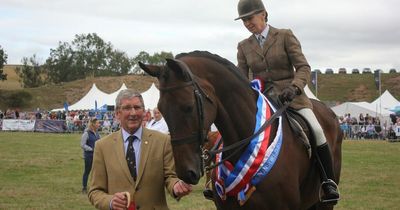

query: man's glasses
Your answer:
[120,105,143,112]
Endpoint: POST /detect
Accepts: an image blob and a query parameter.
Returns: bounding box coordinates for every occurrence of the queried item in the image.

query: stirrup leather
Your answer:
[319,179,340,204]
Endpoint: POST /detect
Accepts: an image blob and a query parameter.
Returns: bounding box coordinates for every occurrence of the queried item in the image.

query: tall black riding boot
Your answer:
[316,143,340,205]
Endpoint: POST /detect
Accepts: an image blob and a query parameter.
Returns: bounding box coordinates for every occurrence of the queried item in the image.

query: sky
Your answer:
[1,0,400,73]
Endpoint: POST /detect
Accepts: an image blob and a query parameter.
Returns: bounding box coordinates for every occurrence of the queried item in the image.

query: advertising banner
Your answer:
[34,120,67,133]
[2,119,36,131]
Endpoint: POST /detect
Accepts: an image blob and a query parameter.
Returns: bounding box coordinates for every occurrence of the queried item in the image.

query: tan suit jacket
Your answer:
[88,128,179,210]
[237,25,312,110]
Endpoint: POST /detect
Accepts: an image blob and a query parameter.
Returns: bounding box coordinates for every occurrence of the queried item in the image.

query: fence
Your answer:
[0,119,119,134]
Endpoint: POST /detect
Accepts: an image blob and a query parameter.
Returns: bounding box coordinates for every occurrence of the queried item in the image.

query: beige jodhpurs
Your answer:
[296,108,327,146]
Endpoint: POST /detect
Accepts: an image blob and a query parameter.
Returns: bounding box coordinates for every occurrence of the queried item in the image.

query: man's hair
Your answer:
[88,117,98,128]
[115,89,145,110]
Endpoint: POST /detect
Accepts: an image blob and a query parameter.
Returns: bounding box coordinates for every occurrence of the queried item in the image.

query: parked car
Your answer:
[389,68,397,73]
[352,68,360,74]
[338,68,347,74]
[362,68,372,74]
[312,69,322,74]
[325,68,334,74]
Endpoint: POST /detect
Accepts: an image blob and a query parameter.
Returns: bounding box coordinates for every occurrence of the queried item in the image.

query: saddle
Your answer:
[264,91,312,158]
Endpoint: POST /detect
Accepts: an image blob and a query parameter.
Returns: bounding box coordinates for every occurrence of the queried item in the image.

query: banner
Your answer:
[374,70,380,90]
[311,71,317,90]
[34,120,66,133]
[2,119,36,131]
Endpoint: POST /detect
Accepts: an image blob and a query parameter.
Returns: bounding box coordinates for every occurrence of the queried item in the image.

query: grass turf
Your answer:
[0,132,399,209]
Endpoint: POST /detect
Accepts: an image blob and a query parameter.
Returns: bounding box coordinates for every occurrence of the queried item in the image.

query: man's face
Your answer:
[241,12,266,34]
[116,97,144,134]
[153,109,162,121]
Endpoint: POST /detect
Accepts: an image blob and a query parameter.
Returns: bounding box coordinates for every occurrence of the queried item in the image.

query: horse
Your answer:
[139,51,343,210]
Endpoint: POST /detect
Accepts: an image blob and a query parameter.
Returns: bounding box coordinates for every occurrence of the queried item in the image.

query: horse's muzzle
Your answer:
[182,170,200,185]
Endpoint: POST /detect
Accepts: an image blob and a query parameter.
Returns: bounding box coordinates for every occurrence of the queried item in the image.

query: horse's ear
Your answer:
[166,58,186,78]
[138,62,161,77]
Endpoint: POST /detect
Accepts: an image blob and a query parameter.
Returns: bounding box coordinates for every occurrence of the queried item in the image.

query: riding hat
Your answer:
[235,0,266,20]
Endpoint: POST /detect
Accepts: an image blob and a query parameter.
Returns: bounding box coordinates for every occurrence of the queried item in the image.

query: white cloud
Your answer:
[1,0,399,72]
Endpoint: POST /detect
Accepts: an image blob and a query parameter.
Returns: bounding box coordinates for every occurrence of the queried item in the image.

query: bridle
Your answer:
[159,60,212,176]
[159,59,290,175]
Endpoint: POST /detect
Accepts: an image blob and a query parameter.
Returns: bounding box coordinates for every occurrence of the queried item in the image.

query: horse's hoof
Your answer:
[203,189,214,200]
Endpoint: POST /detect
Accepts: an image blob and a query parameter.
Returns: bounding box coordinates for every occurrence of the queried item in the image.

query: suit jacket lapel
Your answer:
[135,128,152,186]
[113,130,135,185]
[263,26,278,55]
[249,35,264,57]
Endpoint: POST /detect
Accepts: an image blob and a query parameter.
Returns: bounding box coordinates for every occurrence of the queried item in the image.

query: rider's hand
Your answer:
[279,85,301,103]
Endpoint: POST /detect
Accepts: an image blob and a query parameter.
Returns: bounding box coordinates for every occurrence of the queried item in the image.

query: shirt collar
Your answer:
[256,24,270,40]
[122,126,143,142]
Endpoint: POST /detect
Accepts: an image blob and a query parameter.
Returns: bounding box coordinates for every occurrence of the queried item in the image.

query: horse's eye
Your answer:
[180,105,193,113]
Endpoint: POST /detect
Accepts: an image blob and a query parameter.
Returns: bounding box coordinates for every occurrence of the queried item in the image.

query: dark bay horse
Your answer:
[139,51,342,210]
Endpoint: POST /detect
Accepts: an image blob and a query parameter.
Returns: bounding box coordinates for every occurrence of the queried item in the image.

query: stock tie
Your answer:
[258,35,265,48]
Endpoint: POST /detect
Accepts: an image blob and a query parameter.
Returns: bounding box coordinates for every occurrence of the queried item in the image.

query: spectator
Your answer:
[365,121,376,139]
[80,118,101,194]
[102,118,111,134]
[66,113,74,132]
[146,108,169,134]
[141,109,152,128]
[359,113,365,125]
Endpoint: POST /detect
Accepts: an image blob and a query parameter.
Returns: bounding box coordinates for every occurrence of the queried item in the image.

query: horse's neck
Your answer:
[211,76,257,153]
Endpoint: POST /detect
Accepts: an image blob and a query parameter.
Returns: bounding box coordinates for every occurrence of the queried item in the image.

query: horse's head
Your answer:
[139,58,216,184]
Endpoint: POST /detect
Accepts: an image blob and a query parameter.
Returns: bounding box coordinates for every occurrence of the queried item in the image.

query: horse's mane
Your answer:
[175,51,250,86]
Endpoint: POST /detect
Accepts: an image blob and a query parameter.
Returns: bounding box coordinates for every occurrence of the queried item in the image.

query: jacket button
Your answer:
[135,187,140,191]
[136,205,140,209]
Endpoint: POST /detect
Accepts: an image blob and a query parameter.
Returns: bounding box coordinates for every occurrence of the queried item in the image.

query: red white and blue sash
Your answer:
[214,84,283,205]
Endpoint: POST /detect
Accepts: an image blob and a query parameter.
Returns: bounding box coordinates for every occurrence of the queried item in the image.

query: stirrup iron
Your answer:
[319,179,340,204]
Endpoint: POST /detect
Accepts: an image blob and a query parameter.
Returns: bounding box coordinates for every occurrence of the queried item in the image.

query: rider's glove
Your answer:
[279,85,301,103]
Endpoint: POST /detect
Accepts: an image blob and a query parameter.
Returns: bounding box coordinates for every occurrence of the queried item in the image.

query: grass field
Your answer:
[0,132,399,209]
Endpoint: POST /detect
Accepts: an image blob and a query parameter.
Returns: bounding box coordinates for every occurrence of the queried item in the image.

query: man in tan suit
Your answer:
[235,0,339,205]
[88,89,192,210]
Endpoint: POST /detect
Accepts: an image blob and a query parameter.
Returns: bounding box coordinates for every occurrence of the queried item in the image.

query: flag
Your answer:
[374,70,380,90]
[311,71,318,90]
[95,100,98,111]
[63,102,69,112]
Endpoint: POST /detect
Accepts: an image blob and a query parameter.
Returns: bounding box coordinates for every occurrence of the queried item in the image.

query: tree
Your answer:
[3,91,33,108]
[16,54,45,88]
[46,33,134,83]
[132,51,173,74]
[46,41,80,83]
[0,45,8,81]
[132,51,151,74]
[106,50,132,76]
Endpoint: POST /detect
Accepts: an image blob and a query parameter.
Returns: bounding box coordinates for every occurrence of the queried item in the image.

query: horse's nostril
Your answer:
[186,170,200,185]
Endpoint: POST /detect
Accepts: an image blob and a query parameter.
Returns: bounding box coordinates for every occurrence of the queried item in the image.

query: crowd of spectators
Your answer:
[2,108,399,139]
[338,113,400,140]
[0,108,123,133]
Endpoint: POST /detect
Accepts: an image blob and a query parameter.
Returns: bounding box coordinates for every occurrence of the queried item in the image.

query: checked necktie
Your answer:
[126,136,137,181]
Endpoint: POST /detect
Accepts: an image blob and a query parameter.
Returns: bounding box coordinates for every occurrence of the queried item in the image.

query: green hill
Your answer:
[0,65,399,111]
[315,73,400,105]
